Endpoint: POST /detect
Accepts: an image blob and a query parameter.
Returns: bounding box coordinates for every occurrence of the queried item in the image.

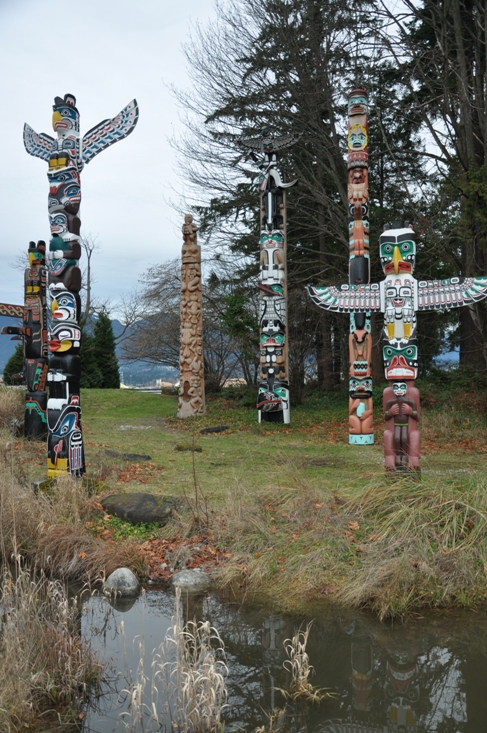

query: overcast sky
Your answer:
[0,0,215,313]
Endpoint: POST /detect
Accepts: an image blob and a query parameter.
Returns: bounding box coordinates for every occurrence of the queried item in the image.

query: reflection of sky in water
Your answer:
[420,648,467,730]
[81,589,487,732]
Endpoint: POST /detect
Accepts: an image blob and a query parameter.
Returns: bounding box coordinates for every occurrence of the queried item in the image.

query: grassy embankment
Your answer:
[3,371,487,621]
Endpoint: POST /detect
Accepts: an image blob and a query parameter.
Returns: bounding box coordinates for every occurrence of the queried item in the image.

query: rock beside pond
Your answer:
[101,492,178,525]
[104,568,139,597]
[171,568,211,592]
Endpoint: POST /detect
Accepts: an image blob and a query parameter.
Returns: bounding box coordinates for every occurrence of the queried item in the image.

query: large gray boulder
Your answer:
[171,568,211,592]
[104,568,140,597]
[101,492,179,525]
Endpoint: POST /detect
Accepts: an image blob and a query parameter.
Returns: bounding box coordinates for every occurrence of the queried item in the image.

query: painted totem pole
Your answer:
[347,89,374,445]
[241,132,301,423]
[24,94,139,477]
[1,240,48,438]
[177,214,206,418]
[308,221,487,470]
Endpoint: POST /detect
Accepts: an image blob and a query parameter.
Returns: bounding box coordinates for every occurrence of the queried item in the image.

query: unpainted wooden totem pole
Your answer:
[1,241,48,438]
[347,90,374,445]
[24,94,138,477]
[177,215,206,418]
[307,93,487,471]
[241,132,300,423]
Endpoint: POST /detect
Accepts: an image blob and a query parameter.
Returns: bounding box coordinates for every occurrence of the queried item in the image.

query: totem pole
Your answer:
[24,94,138,477]
[241,132,301,423]
[177,214,205,418]
[308,221,487,471]
[347,89,374,445]
[1,240,48,438]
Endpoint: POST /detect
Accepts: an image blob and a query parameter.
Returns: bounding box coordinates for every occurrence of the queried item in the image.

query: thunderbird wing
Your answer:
[82,99,139,165]
[23,124,54,162]
[417,276,487,310]
[306,283,381,313]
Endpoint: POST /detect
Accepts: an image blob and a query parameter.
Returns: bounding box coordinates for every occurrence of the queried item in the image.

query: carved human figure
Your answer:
[349,377,374,437]
[383,381,420,470]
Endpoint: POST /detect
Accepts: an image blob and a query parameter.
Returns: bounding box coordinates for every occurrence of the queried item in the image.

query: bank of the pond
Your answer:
[2,381,487,620]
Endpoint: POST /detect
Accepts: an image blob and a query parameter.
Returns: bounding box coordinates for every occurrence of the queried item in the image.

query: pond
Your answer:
[81,587,487,732]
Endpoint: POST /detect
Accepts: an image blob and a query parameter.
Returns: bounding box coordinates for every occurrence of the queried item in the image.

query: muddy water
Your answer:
[81,588,487,732]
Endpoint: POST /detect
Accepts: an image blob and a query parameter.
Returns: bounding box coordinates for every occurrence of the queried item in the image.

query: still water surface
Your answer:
[81,588,487,732]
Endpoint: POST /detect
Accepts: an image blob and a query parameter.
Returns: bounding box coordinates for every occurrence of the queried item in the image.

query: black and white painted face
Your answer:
[385,282,413,308]
[51,291,79,322]
[392,382,407,397]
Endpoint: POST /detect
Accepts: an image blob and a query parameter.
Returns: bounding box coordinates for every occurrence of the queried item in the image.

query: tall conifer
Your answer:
[93,310,120,389]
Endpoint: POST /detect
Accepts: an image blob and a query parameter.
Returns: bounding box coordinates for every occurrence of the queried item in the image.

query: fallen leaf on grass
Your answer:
[347,521,360,531]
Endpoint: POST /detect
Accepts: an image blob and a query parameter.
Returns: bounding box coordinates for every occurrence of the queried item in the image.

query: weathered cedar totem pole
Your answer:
[307,89,487,471]
[177,215,206,418]
[241,132,300,423]
[24,94,139,477]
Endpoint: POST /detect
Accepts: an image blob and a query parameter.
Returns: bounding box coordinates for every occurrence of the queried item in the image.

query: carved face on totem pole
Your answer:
[383,342,419,380]
[348,90,368,117]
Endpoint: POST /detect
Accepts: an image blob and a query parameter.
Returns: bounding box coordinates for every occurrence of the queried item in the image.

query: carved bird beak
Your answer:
[393,246,402,274]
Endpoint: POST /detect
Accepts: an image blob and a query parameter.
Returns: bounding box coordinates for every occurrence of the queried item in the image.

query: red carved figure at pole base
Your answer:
[383,381,420,471]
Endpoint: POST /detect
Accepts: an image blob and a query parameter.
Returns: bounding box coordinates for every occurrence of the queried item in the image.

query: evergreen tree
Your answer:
[80,332,103,388]
[3,343,24,385]
[93,309,120,389]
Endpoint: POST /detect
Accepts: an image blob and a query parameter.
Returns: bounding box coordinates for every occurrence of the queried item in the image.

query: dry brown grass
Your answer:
[0,387,24,433]
[207,465,487,618]
[0,562,102,731]
[0,471,146,583]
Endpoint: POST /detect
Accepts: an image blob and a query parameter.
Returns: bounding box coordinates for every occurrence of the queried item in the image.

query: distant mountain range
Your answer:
[0,315,177,386]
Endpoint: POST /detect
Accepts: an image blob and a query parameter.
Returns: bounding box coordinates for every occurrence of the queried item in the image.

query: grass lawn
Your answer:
[7,377,487,619]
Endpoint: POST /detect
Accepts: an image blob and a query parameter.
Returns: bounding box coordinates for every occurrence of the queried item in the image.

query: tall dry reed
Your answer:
[0,562,101,731]
[120,587,228,732]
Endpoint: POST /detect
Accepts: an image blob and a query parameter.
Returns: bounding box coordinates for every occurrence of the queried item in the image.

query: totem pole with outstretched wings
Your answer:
[307,218,487,471]
[24,94,139,477]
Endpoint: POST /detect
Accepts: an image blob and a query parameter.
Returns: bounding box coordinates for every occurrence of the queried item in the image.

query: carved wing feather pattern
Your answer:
[306,284,381,313]
[0,302,24,318]
[82,99,139,165]
[23,124,54,162]
[417,276,487,310]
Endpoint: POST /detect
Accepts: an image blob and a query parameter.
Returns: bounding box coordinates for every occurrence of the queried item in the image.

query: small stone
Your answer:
[171,568,211,592]
[104,568,140,597]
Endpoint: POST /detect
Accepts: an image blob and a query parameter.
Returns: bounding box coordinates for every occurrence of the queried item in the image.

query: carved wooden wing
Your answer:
[82,99,139,165]
[306,283,381,313]
[23,124,54,162]
[417,276,487,310]
[0,302,24,318]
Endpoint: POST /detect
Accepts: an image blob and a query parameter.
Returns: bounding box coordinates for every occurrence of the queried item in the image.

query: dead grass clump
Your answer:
[210,479,349,607]
[0,471,146,583]
[121,587,228,732]
[338,476,487,618]
[0,563,102,731]
[0,387,24,433]
[36,524,146,583]
[279,623,329,703]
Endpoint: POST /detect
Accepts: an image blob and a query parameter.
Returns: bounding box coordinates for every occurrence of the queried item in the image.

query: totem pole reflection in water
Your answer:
[1,241,48,438]
[241,132,301,423]
[177,215,205,418]
[347,90,373,445]
[24,94,139,477]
